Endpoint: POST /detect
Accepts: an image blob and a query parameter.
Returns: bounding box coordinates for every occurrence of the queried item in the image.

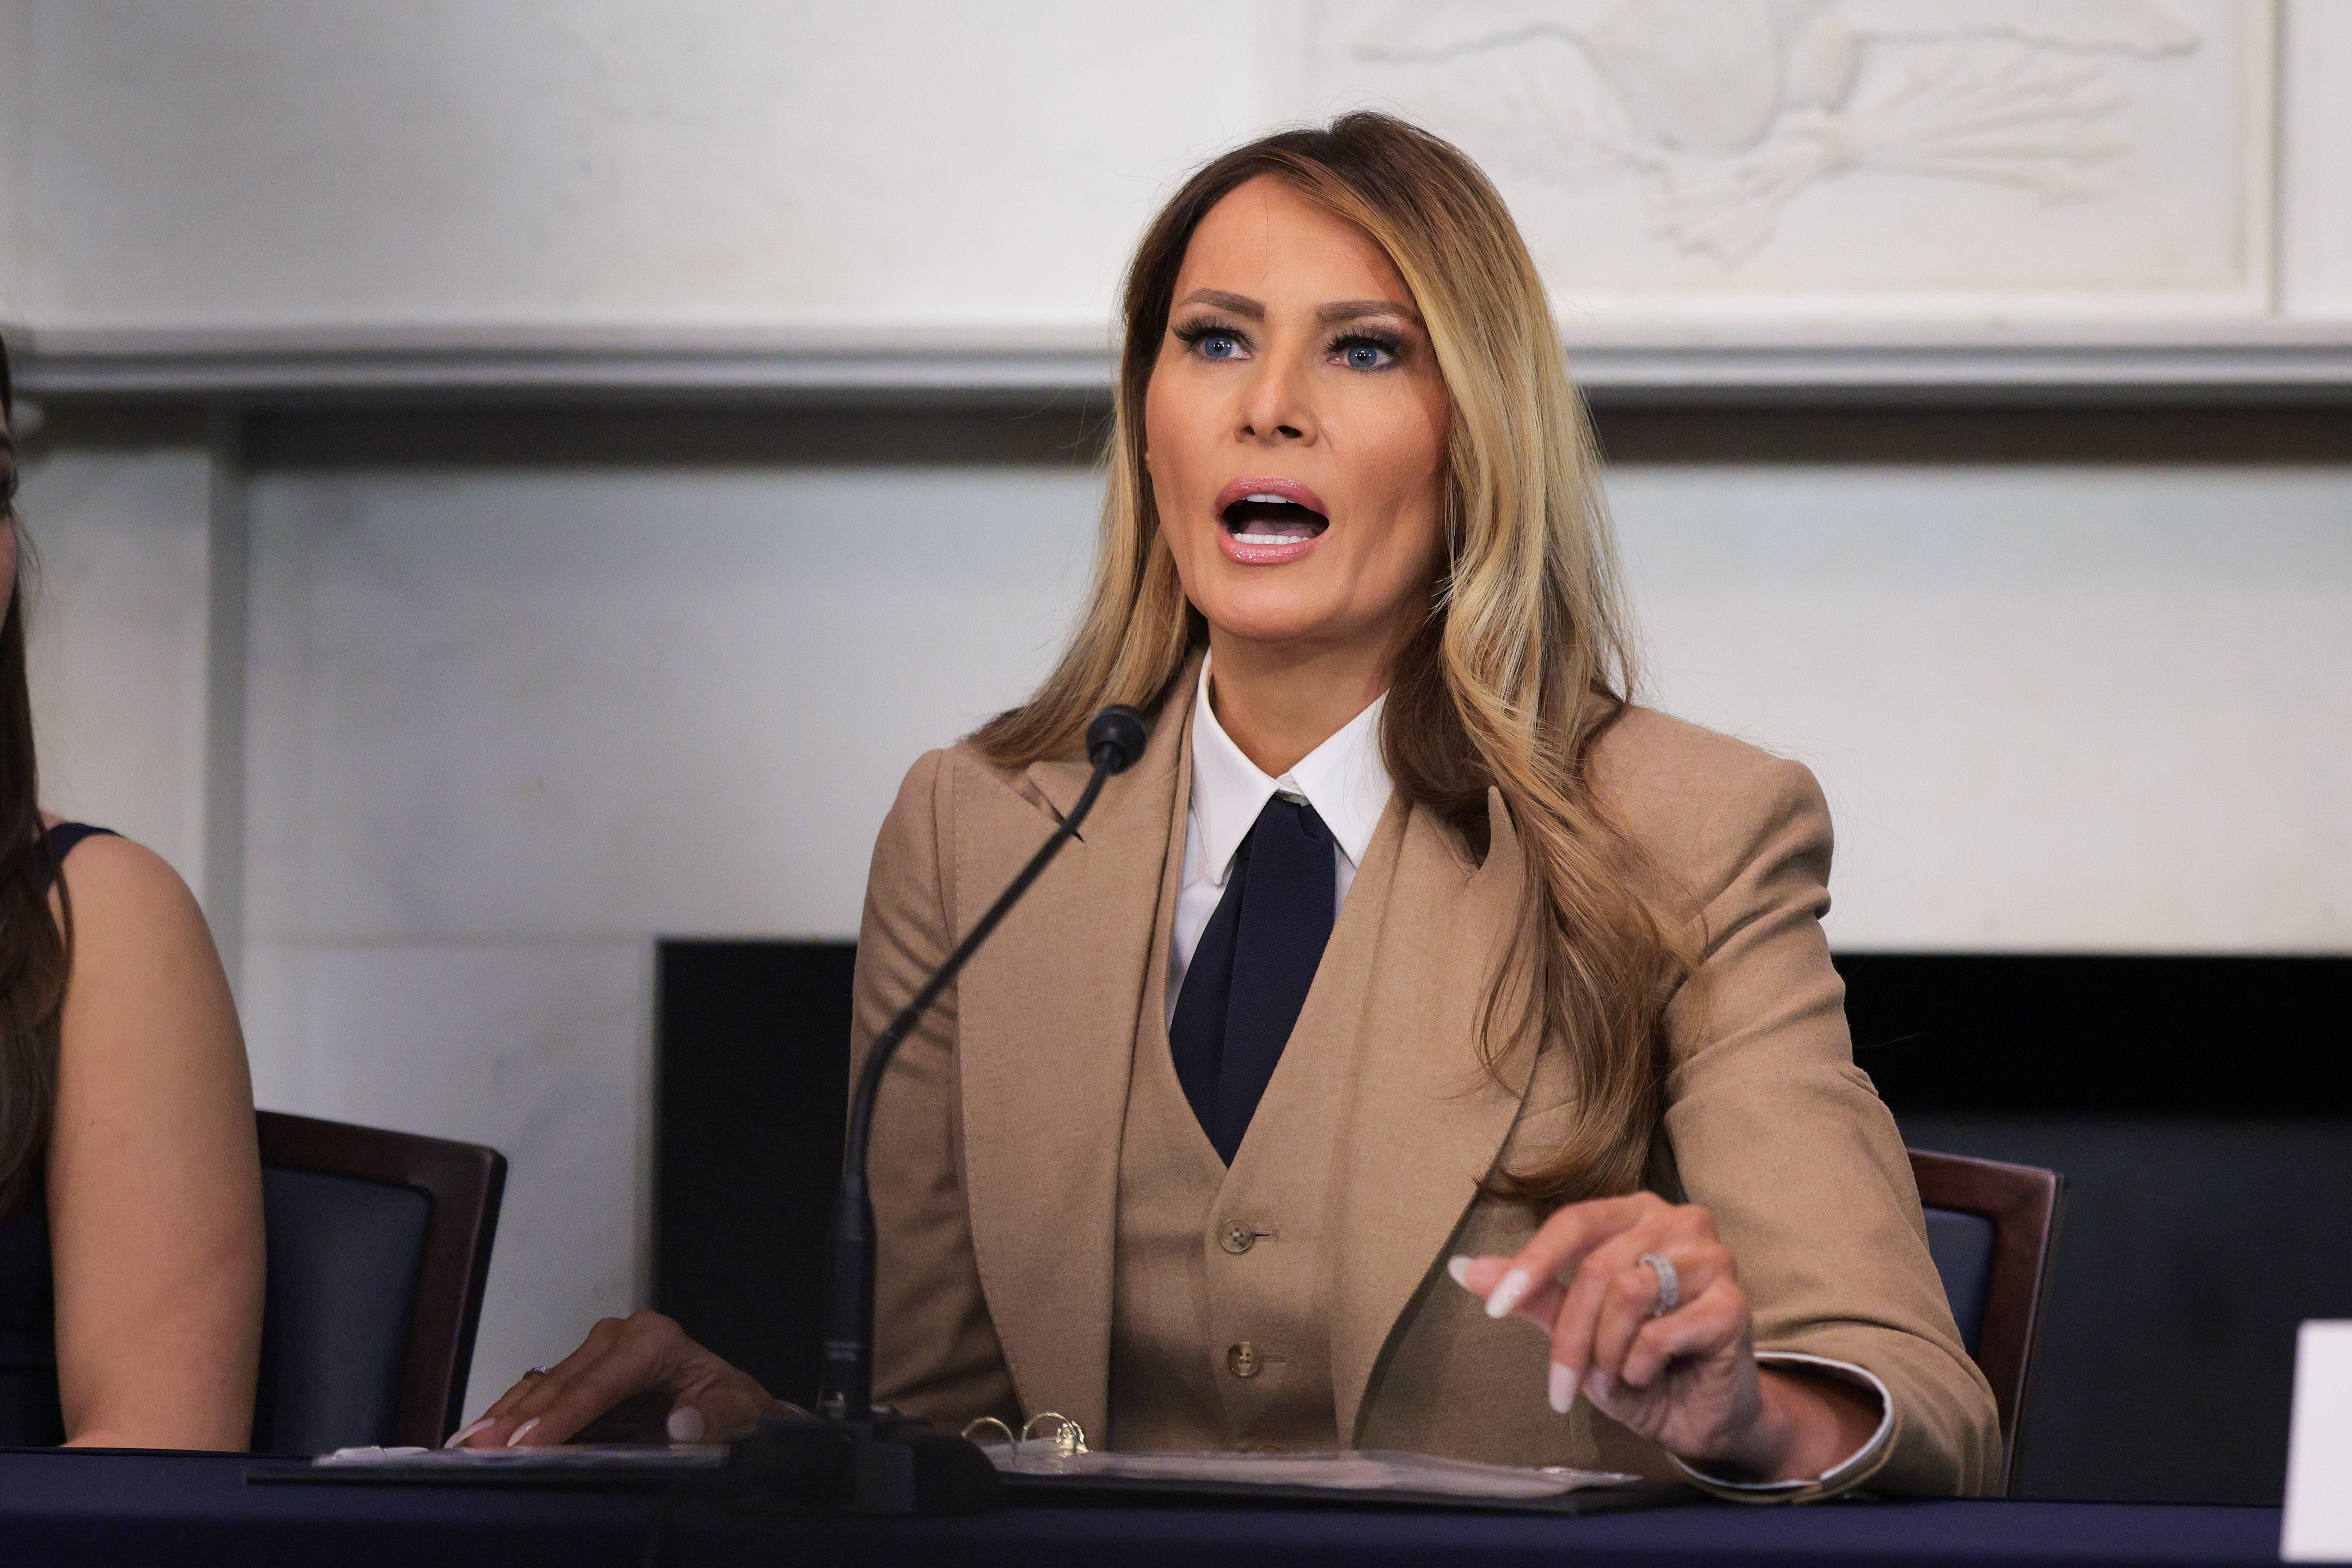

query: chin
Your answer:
[1194,593,1354,650]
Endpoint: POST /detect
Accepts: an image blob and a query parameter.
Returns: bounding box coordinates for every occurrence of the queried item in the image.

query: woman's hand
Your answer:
[1451,1193,1878,1482]
[446,1311,783,1448]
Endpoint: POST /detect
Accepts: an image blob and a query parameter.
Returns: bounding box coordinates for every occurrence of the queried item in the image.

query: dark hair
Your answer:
[0,332,70,1216]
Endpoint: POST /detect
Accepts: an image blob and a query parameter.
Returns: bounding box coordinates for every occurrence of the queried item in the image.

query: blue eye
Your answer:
[1335,335,1400,370]
[1200,333,1243,360]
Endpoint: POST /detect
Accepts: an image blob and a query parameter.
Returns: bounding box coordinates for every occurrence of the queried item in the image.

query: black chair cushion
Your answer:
[1923,1205,1996,1357]
[251,1168,431,1456]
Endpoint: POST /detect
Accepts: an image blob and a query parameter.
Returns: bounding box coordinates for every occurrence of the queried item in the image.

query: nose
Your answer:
[1237,355,1317,447]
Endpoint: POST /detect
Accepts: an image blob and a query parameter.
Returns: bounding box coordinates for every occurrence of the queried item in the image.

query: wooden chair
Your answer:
[1909,1148,2064,1496]
[252,1111,508,1454]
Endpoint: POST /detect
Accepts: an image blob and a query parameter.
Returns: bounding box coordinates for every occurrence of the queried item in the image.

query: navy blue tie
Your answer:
[1168,795,1336,1164]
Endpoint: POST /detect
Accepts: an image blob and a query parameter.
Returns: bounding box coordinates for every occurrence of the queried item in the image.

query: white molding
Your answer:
[9,326,1118,401]
[13,324,2352,404]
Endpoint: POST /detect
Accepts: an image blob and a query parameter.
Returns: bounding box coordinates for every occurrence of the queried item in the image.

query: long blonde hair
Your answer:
[977,112,1688,1208]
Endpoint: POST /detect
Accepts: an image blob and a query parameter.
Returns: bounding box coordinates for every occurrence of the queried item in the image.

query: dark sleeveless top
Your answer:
[0,822,117,1445]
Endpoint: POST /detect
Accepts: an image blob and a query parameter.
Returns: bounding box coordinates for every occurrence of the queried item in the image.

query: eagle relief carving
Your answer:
[1329,0,2204,268]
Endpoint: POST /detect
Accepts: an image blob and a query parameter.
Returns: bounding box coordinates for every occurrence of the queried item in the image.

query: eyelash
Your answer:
[1331,329,1405,366]
[1171,319,1408,368]
[1172,319,1247,356]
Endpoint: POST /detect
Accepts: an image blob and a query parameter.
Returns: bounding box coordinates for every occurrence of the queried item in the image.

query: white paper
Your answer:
[982,1445,1638,1501]
[2284,1322,2352,1560]
[313,1444,726,1471]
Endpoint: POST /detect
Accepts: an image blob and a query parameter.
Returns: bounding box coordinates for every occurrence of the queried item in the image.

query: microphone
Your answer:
[729,706,1149,1515]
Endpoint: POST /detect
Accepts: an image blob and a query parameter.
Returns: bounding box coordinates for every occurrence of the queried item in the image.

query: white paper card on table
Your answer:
[2284,1322,2352,1560]
[978,1445,1637,1500]
[313,1445,726,1472]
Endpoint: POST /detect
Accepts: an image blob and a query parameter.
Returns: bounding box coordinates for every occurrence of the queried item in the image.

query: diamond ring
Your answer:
[1639,1252,1679,1317]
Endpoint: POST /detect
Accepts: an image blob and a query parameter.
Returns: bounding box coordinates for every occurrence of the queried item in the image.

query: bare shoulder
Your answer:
[1586,705,1831,903]
[43,829,246,1124]
[51,833,220,966]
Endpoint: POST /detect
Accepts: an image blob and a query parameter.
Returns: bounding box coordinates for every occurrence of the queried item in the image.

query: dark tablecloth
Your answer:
[0,1449,2287,1567]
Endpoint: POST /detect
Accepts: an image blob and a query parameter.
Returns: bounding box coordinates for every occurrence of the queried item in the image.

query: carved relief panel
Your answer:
[1274,0,2274,323]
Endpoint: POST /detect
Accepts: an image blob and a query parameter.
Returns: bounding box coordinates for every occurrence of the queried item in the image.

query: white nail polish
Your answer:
[442,1418,490,1450]
[1446,1256,1473,1288]
[1485,1268,1532,1319]
[666,1406,706,1444]
[1584,1369,1613,1406]
[505,1417,540,1448]
[1548,1363,1574,1415]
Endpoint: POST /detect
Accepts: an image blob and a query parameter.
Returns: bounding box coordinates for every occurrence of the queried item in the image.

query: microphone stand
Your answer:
[727,706,1148,1516]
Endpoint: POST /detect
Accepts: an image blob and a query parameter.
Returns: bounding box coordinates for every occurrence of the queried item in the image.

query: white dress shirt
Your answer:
[1166,656,1394,1025]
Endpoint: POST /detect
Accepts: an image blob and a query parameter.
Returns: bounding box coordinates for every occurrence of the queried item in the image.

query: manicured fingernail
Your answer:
[1548,1363,1574,1415]
[1585,1369,1614,1405]
[1485,1268,1532,1319]
[505,1417,540,1448]
[666,1406,706,1443]
[442,1418,491,1449]
[1446,1256,1473,1288]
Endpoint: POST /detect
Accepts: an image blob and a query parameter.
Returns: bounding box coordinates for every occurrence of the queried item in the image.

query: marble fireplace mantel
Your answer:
[15,323,2352,407]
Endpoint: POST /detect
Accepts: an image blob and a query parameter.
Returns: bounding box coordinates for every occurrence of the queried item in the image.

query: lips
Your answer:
[1213,478,1329,565]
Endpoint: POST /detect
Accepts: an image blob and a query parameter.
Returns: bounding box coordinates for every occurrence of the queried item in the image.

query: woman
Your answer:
[461,115,1999,1497]
[0,337,266,1447]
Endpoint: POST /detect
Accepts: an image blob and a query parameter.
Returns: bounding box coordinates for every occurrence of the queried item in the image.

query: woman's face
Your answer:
[1144,176,1450,664]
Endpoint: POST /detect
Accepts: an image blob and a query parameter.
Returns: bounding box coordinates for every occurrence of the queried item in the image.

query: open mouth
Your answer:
[1221,494,1329,545]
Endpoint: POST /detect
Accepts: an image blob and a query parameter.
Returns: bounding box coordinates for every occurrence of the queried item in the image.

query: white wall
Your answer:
[2283,0,2352,317]
[5,0,2350,339]
[1617,464,2352,949]
[7,0,1263,334]
[0,0,30,324]
[17,420,218,887]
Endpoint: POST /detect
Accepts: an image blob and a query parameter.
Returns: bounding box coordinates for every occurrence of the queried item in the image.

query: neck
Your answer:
[1205,626,1403,778]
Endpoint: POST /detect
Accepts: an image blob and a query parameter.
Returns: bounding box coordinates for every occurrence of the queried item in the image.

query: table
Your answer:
[0,1450,2288,1568]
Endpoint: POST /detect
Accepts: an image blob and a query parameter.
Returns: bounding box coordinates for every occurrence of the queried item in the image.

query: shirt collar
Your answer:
[1188,655,1393,884]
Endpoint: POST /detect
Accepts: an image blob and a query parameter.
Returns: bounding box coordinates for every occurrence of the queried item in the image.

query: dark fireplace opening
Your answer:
[655,942,2352,1505]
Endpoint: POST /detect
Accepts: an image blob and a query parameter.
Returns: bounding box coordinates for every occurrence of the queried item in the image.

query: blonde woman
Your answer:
[464,114,1998,1499]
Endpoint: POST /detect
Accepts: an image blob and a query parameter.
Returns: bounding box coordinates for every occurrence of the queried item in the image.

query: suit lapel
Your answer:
[1329,789,1533,1442]
[951,681,1192,1440]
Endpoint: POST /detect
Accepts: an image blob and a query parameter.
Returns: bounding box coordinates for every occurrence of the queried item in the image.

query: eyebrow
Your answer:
[1317,299,1421,327]
[1173,289,1422,328]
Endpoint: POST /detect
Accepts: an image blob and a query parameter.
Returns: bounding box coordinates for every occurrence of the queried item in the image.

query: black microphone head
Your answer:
[1086,705,1149,775]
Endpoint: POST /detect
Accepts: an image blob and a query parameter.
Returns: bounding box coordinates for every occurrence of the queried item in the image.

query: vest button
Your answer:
[1220,1222,1255,1255]
[1226,1342,1263,1378]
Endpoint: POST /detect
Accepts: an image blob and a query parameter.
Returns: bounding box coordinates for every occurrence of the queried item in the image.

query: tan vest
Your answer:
[1107,741,1394,1453]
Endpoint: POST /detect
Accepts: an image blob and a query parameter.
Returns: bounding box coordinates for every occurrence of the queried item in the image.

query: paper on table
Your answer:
[314,1445,727,1471]
[979,1444,1639,1500]
[311,1442,1638,1502]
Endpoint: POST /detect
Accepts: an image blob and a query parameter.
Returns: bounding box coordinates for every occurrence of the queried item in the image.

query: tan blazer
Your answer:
[852,674,2002,1496]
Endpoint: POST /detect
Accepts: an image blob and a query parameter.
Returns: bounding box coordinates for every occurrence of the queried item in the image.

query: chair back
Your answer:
[252,1111,506,1454]
[1909,1147,2064,1495]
